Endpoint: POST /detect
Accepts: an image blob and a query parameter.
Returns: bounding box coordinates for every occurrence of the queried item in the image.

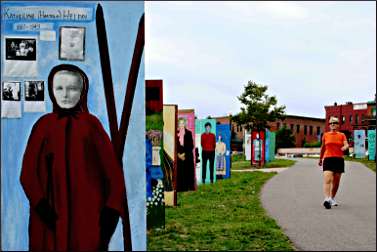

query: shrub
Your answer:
[303,141,321,148]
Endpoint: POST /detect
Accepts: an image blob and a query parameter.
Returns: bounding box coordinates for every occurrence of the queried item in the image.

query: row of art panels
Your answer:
[145,80,233,229]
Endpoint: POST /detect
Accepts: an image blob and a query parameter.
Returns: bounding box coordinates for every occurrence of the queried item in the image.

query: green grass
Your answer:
[232,160,252,170]
[263,159,296,168]
[231,153,246,162]
[232,159,296,170]
[147,172,294,251]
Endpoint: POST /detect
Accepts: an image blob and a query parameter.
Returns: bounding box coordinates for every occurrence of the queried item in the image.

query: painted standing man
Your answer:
[201,122,216,184]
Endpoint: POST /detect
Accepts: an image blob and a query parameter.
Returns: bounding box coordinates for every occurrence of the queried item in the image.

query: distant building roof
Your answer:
[211,114,325,122]
[282,114,325,122]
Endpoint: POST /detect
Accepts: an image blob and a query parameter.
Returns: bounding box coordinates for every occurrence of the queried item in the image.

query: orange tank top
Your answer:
[322,131,346,158]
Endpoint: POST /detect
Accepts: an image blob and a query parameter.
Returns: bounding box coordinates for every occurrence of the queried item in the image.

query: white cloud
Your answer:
[223,1,308,20]
[145,2,376,119]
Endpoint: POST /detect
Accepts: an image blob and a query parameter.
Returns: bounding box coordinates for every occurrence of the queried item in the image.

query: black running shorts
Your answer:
[323,157,345,173]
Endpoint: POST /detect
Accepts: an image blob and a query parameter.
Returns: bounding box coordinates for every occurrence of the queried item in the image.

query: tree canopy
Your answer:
[276,126,296,149]
[232,81,286,131]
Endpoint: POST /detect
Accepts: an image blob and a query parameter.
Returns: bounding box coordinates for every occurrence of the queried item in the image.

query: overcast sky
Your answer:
[145,1,376,119]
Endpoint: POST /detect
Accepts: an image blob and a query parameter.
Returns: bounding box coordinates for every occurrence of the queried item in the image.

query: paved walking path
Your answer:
[261,158,376,251]
[232,167,288,173]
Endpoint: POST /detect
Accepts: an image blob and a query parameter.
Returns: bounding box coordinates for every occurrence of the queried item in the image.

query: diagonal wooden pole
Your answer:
[96,4,120,152]
[116,13,144,252]
[118,14,145,157]
[96,4,133,251]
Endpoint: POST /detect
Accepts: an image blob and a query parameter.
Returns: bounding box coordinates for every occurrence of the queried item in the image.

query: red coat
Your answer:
[20,65,126,251]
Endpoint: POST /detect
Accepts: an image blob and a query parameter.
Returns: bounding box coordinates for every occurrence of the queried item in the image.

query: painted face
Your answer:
[205,125,211,133]
[53,71,83,109]
[178,120,185,129]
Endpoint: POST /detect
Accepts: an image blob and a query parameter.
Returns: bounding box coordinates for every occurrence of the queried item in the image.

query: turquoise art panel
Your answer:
[195,118,217,185]
[265,129,271,162]
[269,131,276,161]
[368,130,376,161]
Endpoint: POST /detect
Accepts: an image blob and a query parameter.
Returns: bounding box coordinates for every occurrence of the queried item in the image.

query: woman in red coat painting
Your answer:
[20,64,126,251]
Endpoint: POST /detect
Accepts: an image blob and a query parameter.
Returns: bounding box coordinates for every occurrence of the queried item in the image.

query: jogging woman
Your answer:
[318,116,349,209]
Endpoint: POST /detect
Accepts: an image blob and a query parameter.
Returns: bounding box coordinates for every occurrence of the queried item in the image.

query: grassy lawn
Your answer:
[264,159,296,168]
[232,159,296,170]
[232,160,253,170]
[147,172,294,251]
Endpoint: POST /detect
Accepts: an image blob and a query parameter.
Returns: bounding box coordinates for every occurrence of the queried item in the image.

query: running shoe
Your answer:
[323,200,331,209]
[330,198,338,206]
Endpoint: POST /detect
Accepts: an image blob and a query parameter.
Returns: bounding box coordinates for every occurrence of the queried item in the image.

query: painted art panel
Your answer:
[195,118,217,185]
[251,131,265,166]
[1,2,146,250]
[163,104,178,206]
[146,80,164,229]
[163,105,177,162]
[354,130,366,159]
[265,129,276,162]
[269,131,276,161]
[367,130,376,161]
[178,109,196,190]
[244,129,252,161]
[216,123,231,179]
[265,129,270,162]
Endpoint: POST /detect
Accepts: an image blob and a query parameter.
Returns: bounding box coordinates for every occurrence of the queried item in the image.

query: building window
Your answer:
[317,126,320,135]
[349,115,353,123]
[309,126,313,135]
[277,122,280,129]
[290,124,294,131]
[355,114,359,124]
[296,124,300,133]
[342,116,346,124]
[304,125,307,135]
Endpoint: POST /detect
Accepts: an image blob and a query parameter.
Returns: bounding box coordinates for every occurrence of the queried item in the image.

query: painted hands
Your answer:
[178,153,186,161]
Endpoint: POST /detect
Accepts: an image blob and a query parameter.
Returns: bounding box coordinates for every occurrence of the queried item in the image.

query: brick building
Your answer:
[269,115,325,147]
[324,100,376,145]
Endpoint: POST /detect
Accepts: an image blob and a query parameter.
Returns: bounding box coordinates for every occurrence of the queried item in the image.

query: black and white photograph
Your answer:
[2,81,21,101]
[24,81,44,101]
[1,81,22,118]
[6,38,36,61]
[59,26,86,61]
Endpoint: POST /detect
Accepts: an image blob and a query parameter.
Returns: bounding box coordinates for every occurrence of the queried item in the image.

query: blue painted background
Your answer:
[216,123,231,179]
[1,1,146,250]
